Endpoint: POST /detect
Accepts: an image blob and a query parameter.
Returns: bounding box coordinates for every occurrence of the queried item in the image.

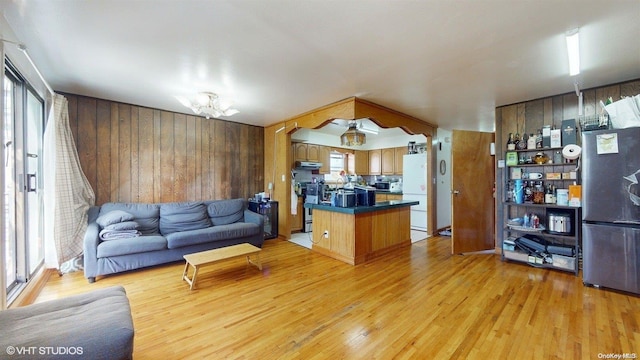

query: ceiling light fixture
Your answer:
[176,92,239,119]
[340,121,366,146]
[566,28,580,76]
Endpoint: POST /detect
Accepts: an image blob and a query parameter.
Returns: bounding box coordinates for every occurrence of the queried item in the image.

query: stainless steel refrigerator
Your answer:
[582,127,640,294]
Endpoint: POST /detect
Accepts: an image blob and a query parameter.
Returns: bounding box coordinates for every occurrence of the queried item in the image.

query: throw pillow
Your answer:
[159,202,212,236]
[103,221,139,231]
[96,210,135,227]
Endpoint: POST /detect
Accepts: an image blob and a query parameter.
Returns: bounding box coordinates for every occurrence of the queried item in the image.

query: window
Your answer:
[323,151,346,182]
[3,60,44,302]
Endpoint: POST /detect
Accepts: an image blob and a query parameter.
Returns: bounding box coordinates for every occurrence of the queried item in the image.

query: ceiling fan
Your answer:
[329,118,380,135]
[175,92,239,119]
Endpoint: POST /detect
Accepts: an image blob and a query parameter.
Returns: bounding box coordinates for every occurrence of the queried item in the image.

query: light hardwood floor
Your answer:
[36,237,638,359]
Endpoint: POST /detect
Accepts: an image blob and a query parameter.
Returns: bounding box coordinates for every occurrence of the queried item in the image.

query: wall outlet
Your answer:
[323,230,329,238]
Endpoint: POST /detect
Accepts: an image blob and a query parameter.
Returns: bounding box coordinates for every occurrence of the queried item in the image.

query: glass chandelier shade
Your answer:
[340,122,366,146]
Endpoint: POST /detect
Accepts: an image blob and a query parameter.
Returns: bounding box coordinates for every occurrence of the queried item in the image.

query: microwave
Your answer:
[375,182,390,190]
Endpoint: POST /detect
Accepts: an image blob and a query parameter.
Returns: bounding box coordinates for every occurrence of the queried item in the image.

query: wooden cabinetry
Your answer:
[306,144,320,162]
[369,149,381,175]
[394,147,406,174]
[376,193,403,202]
[502,148,581,275]
[381,148,395,175]
[291,198,303,232]
[354,150,369,175]
[293,143,308,162]
[318,146,331,174]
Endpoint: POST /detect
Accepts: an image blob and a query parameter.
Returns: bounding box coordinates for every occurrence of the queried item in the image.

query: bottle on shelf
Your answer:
[527,133,536,150]
[507,133,516,151]
[536,129,543,149]
[516,133,528,150]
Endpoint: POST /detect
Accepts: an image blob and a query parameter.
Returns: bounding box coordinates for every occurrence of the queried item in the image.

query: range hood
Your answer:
[295,161,323,170]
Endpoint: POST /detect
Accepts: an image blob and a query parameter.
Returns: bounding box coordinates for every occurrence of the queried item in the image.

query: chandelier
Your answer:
[177,92,239,119]
[340,121,366,146]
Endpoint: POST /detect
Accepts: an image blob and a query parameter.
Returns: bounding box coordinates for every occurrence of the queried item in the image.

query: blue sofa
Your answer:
[83,198,264,283]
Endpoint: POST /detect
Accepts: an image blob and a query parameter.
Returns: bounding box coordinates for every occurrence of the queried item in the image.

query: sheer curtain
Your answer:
[43,93,95,269]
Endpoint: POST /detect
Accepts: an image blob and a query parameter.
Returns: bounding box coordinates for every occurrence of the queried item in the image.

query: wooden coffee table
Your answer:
[182,243,262,290]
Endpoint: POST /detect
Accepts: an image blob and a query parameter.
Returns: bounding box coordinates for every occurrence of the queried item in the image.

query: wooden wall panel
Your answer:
[96,100,111,205]
[138,107,155,203]
[62,93,264,205]
[77,98,97,194]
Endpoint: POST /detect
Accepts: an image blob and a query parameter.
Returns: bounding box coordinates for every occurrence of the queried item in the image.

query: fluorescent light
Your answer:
[566,28,580,76]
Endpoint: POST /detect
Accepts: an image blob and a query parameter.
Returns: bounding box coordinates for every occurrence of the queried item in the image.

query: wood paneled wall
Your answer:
[496,79,640,151]
[63,93,264,205]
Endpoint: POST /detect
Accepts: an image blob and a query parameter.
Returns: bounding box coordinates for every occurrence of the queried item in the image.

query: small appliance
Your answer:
[355,185,376,206]
[335,190,356,208]
[375,182,390,190]
[389,182,402,193]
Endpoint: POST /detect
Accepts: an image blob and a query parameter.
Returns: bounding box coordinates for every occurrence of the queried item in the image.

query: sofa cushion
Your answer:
[100,203,161,235]
[207,198,245,225]
[160,202,212,236]
[97,235,167,258]
[96,210,134,227]
[0,286,134,360]
[166,222,261,249]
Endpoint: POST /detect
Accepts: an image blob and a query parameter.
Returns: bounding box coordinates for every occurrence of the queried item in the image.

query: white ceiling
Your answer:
[1,1,639,133]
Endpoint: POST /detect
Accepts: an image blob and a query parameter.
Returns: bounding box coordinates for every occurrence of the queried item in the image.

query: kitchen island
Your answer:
[304,200,419,265]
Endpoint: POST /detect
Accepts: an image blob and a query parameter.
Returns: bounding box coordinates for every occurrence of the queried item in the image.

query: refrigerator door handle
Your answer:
[613,220,640,225]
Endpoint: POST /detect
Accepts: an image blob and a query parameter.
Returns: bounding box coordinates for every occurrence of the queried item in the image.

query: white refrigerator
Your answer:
[402,153,427,231]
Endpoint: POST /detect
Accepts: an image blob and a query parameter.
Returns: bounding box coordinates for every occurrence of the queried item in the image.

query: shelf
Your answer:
[502,201,581,210]
[506,163,575,167]
[507,147,564,153]
[501,149,581,276]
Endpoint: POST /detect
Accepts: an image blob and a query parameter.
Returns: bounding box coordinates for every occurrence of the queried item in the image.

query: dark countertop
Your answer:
[304,200,418,214]
[375,190,403,195]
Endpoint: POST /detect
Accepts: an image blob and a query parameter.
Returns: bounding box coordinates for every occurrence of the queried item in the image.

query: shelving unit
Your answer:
[501,147,582,275]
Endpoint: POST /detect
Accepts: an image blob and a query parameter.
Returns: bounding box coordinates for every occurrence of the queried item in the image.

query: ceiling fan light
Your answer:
[177,92,239,119]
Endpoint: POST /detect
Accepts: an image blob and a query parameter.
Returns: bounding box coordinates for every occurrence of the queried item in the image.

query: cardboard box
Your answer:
[506,152,518,166]
[511,167,522,180]
[550,129,562,148]
[562,171,577,180]
[546,172,561,180]
[561,119,577,145]
[552,254,576,270]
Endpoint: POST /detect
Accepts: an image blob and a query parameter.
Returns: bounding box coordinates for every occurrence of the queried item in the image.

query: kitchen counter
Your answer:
[303,200,416,214]
[304,200,418,265]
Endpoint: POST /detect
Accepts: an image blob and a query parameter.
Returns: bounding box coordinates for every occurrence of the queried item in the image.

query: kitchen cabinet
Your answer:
[318,146,331,174]
[394,147,406,174]
[293,143,308,162]
[381,148,395,175]
[291,197,303,232]
[306,144,320,162]
[293,142,320,162]
[355,150,368,175]
[501,148,581,275]
[376,193,403,202]
[369,149,381,175]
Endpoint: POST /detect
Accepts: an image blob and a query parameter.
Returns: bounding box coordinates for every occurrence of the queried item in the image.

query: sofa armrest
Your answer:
[244,209,264,229]
[83,206,101,282]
